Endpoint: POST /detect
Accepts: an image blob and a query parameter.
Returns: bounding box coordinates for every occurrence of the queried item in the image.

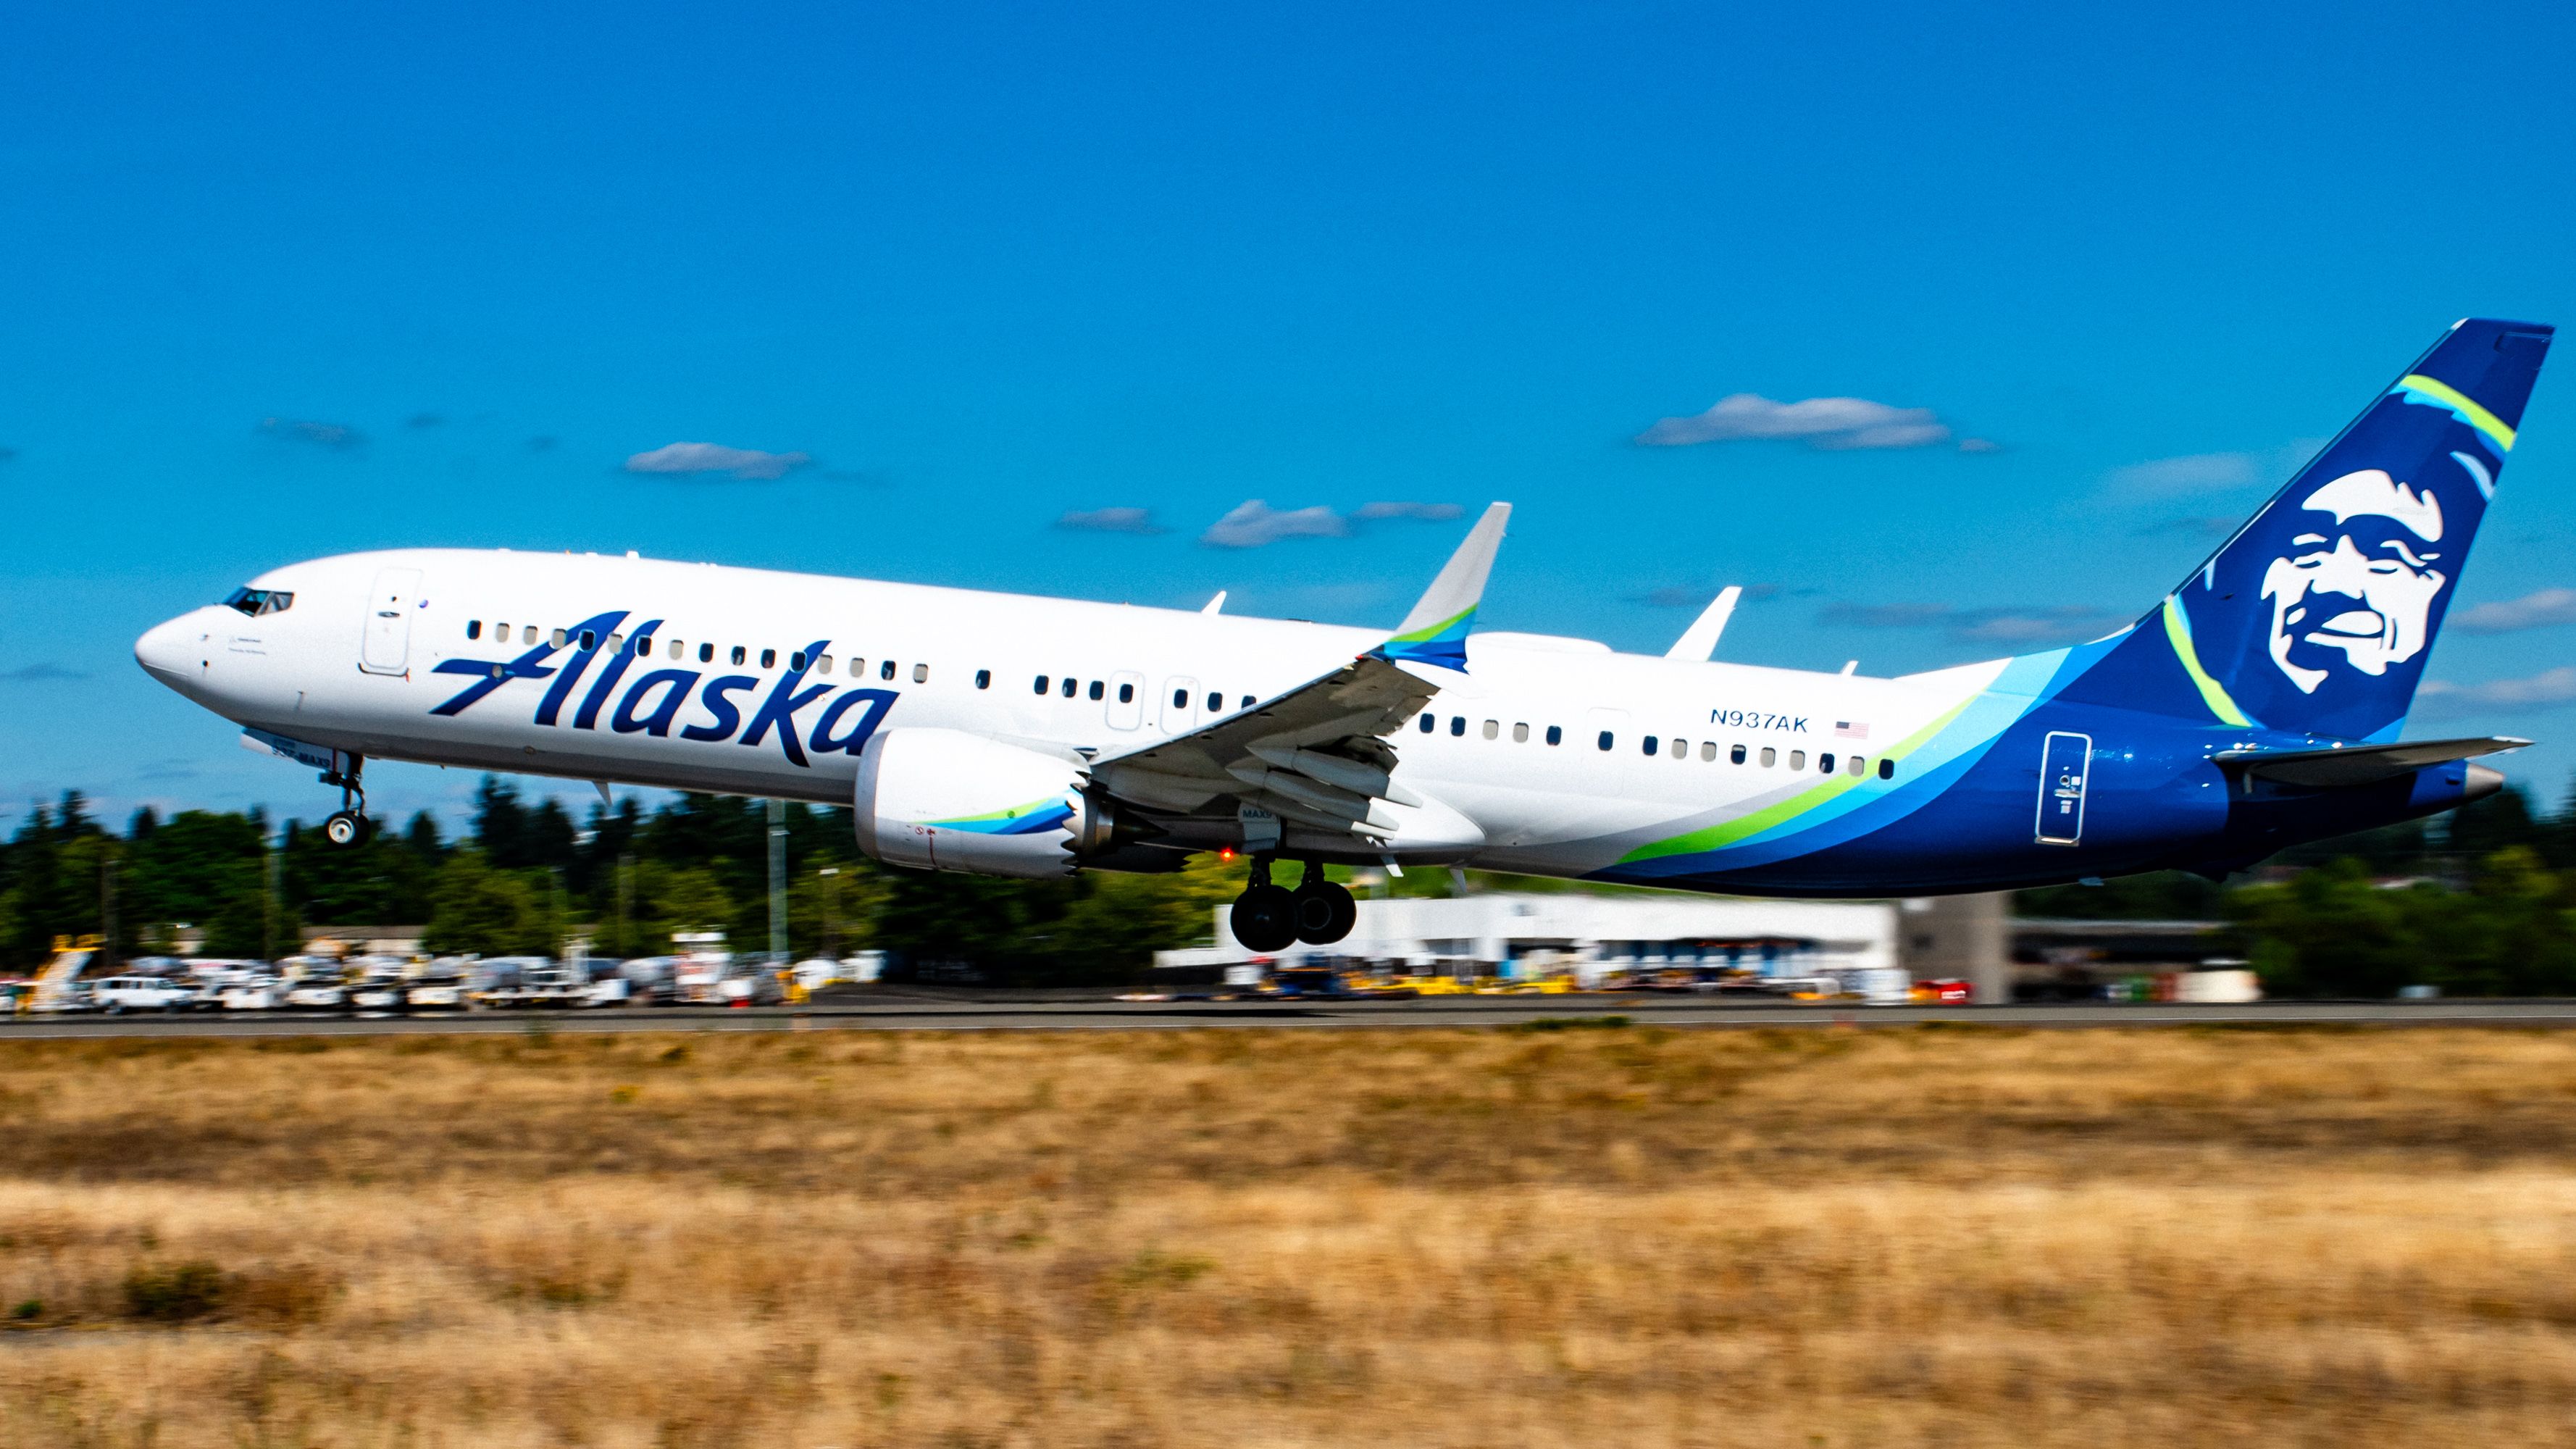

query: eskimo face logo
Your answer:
[2260,469,2446,693]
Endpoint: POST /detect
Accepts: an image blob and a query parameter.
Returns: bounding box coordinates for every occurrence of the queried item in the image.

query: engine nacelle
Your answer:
[852,727,1111,877]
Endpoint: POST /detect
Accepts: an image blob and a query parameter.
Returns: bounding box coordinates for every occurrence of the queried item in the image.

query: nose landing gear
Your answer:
[320,756,369,848]
[1228,858,1358,953]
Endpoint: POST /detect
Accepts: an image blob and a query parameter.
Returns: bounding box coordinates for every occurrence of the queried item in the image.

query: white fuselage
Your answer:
[136,548,2005,877]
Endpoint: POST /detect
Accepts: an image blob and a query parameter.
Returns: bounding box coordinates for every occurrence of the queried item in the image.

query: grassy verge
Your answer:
[0,1024,2571,1446]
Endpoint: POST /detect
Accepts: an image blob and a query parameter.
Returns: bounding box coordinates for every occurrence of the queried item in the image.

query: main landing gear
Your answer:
[1229,858,1356,954]
[321,756,369,848]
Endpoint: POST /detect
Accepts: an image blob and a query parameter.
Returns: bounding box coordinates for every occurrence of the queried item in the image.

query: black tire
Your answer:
[1292,880,1358,945]
[1230,885,1298,954]
[324,811,365,848]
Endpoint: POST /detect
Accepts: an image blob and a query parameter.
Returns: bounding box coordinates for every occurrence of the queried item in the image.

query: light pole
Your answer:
[819,867,840,961]
[767,799,787,965]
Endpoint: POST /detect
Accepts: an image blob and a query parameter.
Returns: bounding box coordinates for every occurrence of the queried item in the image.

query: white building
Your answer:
[1158,891,1897,988]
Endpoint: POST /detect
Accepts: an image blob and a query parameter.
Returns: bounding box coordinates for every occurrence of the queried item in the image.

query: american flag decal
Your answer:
[1835,721,1869,740]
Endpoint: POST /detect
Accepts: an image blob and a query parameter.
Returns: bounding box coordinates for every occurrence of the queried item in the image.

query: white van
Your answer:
[93,977,205,1014]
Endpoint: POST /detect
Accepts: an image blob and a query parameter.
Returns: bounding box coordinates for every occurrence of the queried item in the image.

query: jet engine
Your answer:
[852,727,1116,877]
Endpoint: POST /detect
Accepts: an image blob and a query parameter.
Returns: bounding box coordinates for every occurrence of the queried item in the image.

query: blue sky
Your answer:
[7,1,2576,833]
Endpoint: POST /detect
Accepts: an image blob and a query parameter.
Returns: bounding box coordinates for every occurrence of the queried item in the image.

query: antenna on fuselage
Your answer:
[1201,591,1226,615]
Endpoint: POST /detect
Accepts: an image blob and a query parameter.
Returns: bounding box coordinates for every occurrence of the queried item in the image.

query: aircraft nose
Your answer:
[134,612,205,690]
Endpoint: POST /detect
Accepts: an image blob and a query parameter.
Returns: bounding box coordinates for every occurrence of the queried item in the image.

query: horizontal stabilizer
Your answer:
[2215,735,2528,788]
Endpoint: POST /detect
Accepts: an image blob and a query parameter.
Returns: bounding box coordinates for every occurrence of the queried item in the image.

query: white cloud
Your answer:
[1200,501,1352,549]
[0,663,85,682]
[1957,437,2003,454]
[1637,394,1951,450]
[2454,588,2576,635]
[1057,507,1164,535]
[1352,501,1465,522]
[1823,602,2125,646]
[624,441,814,480]
[2103,439,2325,498]
[2417,667,2576,717]
[259,417,363,450]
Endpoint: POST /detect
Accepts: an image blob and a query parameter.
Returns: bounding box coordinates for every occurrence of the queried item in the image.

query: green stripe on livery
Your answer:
[2391,373,2515,453]
[1385,605,1475,646]
[2159,595,2252,727]
[1615,693,1979,866]
[930,796,1064,828]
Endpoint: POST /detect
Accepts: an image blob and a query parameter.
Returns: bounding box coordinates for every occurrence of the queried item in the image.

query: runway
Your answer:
[5,995,2575,1039]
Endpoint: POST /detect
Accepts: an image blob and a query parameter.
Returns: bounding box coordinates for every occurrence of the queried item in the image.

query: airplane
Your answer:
[136,318,2550,953]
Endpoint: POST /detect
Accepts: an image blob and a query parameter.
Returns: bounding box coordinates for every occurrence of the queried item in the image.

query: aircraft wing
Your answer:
[1088,504,1508,845]
[2214,735,2530,788]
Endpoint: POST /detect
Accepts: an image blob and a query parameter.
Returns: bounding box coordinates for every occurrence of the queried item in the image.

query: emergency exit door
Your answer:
[2034,730,2091,845]
[360,567,422,675]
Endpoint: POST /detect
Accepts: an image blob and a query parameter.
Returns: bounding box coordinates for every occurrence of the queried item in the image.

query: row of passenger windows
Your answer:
[1027,676,1256,712]
[467,620,933,682]
[1415,712,1896,780]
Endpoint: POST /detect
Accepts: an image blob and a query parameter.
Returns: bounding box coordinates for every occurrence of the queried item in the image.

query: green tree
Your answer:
[419,850,546,956]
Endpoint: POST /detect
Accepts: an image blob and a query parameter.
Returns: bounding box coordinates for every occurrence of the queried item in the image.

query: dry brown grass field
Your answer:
[0,1023,2572,1448]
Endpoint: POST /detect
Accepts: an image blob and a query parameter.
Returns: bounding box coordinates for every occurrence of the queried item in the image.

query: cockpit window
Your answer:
[223,588,294,617]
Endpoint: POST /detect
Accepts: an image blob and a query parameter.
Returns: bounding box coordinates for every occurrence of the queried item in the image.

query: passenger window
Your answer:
[634,635,651,655]
[1700,741,1715,761]
[580,630,596,650]
[1037,675,1052,695]
[1450,717,1465,737]
[1062,677,1076,698]
[913,664,928,683]
[977,669,992,690]
[1760,747,1776,767]
[1207,691,1221,713]
[549,628,564,648]
[1789,751,1806,770]
[761,648,777,669]
[497,621,511,641]
[1174,688,1189,709]
[1878,758,1895,780]
[1670,738,1686,759]
[700,643,715,664]
[1513,722,1529,743]
[1482,720,1498,740]
[731,646,747,666]
[1088,680,1104,701]
[1819,752,1835,774]
[793,651,808,671]
[1119,682,1134,703]
[1419,713,1435,733]
[1597,731,1615,751]
[609,633,627,654]
[1240,695,1254,709]
[1731,743,1747,765]
[882,660,897,681]
[849,659,866,677]
[466,620,482,640]
[670,639,685,660]
[815,653,832,673]
[1546,726,1562,746]
[1848,755,1866,777]
[1642,735,1660,756]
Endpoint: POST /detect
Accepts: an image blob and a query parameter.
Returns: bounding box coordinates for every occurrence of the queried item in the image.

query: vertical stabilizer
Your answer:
[2109,319,2550,740]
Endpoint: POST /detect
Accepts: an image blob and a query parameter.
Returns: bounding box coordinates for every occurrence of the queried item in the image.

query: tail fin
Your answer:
[2139,318,2551,740]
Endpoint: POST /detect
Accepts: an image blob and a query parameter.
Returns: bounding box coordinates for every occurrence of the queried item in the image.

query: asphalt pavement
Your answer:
[4,995,2574,1039]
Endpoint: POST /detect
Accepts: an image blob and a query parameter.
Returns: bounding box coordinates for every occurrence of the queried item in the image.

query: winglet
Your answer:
[1665,586,1741,661]
[1376,503,1510,671]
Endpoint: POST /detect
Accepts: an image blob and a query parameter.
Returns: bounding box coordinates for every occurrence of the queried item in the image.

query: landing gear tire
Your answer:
[1230,884,1298,954]
[324,811,367,848]
[1292,880,1357,945]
